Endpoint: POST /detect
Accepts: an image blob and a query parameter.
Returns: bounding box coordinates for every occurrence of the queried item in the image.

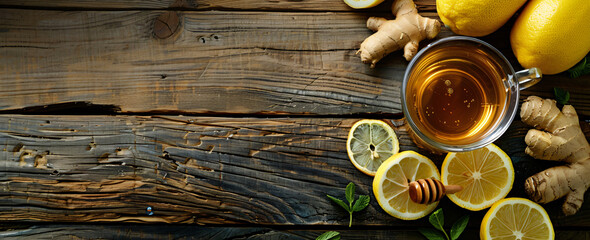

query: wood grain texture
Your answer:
[3,224,588,240]
[1,115,589,227]
[0,115,416,225]
[1,9,587,115]
[1,0,589,236]
[0,0,436,12]
[0,9,421,114]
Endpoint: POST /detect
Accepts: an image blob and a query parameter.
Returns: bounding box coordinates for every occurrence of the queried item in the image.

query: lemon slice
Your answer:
[481,198,555,240]
[373,151,440,220]
[343,0,385,9]
[347,119,399,176]
[441,144,514,211]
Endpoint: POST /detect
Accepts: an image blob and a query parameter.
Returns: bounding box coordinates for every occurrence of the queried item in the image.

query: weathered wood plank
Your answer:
[0,115,406,225]
[0,9,422,114]
[0,224,465,239]
[1,115,589,227]
[2,224,588,240]
[0,0,437,12]
[1,9,587,115]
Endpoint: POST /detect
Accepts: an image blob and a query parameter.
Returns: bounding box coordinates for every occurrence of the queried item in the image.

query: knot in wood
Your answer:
[154,12,180,39]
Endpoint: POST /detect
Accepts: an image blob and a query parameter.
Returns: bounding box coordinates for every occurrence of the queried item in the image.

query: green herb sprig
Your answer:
[316,231,340,240]
[554,87,570,105]
[419,209,469,240]
[327,182,370,227]
[567,56,590,78]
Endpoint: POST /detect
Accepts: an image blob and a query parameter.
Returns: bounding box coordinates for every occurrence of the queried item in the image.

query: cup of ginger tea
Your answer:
[402,36,541,152]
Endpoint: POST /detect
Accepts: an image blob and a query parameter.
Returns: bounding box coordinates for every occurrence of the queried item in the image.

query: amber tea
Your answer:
[405,42,508,146]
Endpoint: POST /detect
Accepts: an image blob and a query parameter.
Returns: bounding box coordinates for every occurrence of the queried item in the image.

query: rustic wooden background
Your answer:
[1,0,589,239]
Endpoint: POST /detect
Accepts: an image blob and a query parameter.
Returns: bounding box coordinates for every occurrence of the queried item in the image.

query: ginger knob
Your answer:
[356,0,441,68]
[520,96,590,216]
[408,178,462,204]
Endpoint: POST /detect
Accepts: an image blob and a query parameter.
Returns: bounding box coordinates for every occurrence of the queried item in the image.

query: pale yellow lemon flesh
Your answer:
[481,198,555,240]
[343,0,385,9]
[442,144,514,211]
[373,151,439,220]
[347,119,399,176]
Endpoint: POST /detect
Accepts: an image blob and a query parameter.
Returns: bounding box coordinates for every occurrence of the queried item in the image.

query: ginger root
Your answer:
[520,96,590,215]
[356,0,441,68]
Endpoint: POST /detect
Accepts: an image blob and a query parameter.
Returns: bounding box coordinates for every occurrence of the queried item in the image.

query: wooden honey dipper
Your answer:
[408,178,463,204]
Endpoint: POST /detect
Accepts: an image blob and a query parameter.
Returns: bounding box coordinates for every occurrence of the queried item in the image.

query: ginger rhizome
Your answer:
[520,96,590,215]
[356,0,441,68]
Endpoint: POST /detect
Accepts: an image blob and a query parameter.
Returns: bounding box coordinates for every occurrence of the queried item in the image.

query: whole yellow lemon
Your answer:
[437,0,526,37]
[511,0,590,75]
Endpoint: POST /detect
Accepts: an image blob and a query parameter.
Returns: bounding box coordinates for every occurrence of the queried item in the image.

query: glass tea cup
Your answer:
[402,36,541,152]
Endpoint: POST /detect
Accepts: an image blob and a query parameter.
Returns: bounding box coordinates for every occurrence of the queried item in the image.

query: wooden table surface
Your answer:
[1,0,589,239]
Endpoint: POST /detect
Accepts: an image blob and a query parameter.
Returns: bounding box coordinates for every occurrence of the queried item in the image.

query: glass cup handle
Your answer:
[515,67,542,90]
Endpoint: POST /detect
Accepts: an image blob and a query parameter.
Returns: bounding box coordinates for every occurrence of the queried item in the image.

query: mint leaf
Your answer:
[327,194,350,212]
[428,209,450,240]
[450,215,469,240]
[352,195,370,212]
[567,57,590,78]
[419,228,446,240]
[327,182,370,228]
[429,208,445,232]
[554,88,570,105]
[316,231,340,240]
[345,182,355,205]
